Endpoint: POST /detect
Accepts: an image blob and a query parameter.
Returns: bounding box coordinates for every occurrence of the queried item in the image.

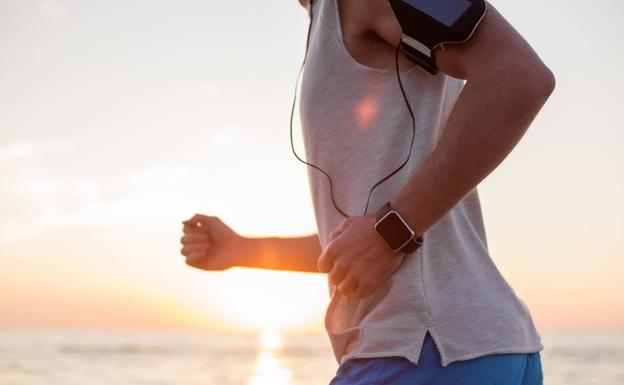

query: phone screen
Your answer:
[404,0,471,27]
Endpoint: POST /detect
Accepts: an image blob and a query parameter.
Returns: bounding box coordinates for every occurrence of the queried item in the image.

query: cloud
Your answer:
[0,125,312,244]
[0,140,74,162]
[0,163,209,244]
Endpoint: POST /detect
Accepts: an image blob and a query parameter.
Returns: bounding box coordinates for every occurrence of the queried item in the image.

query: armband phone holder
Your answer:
[388,0,488,74]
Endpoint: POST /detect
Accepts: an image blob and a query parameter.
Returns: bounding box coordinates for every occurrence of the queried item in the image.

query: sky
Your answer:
[0,0,622,334]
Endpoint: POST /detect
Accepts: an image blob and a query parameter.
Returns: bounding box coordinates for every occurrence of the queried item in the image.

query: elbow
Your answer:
[469,53,556,102]
[504,61,556,116]
[512,53,556,100]
[495,56,557,104]
[532,64,556,100]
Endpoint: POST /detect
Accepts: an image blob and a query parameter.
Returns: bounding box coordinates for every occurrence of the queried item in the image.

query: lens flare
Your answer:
[354,96,378,130]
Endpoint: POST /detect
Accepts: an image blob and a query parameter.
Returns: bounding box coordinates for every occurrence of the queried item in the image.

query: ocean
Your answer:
[0,329,622,385]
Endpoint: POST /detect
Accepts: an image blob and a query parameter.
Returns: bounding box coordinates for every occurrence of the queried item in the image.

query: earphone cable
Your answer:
[289,0,417,218]
[289,1,350,218]
[362,43,417,216]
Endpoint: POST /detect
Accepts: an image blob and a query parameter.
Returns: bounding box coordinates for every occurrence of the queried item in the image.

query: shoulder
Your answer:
[299,0,310,10]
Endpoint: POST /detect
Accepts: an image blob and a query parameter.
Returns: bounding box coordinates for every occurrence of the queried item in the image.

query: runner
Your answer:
[181,1,555,383]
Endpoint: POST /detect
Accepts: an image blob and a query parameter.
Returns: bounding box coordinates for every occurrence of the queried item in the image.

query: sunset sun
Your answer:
[195,268,329,333]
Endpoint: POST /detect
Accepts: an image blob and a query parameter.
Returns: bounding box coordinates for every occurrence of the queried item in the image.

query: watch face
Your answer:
[376,212,414,251]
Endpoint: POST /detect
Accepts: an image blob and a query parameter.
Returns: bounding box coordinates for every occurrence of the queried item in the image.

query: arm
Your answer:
[316,1,556,299]
[378,2,556,236]
[236,0,317,273]
[181,214,321,274]
[238,233,322,273]
[234,2,318,274]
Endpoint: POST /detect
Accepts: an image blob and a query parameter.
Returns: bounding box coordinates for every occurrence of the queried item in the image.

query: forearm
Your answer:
[237,233,322,273]
[391,59,555,237]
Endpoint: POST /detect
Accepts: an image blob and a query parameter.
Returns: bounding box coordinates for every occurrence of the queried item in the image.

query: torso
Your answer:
[299,0,543,367]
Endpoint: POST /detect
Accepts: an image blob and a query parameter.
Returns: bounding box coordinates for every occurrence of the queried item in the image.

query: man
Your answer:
[180,0,555,383]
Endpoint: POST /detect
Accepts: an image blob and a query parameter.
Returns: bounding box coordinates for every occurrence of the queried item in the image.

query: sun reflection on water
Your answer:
[259,329,282,351]
[248,330,293,385]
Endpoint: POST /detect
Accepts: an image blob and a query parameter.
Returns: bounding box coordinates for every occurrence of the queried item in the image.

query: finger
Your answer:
[318,237,342,273]
[317,248,334,273]
[328,219,350,241]
[184,214,217,229]
[186,251,206,268]
[328,229,343,242]
[180,232,210,245]
[328,263,347,286]
[337,276,358,296]
[355,283,373,299]
[183,217,199,227]
[183,223,210,234]
[183,242,210,255]
[188,213,208,224]
[183,221,206,232]
[181,242,210,257]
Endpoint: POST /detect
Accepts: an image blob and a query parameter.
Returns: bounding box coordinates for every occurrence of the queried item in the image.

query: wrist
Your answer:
[236,236,259,268]
[236,237,279,268]
[375,201,423,253]
[389,196,424,238]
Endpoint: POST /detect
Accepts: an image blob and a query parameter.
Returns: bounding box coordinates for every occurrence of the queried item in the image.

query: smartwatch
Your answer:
[388,0,488,74]
[375,202,423,253]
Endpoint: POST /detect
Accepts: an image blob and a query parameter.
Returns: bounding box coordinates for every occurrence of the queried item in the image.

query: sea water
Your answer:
[0,329,622,385]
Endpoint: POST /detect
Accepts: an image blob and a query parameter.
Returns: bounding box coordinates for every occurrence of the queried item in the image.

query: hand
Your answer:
[317,215,406,298]
[180,213,245,271]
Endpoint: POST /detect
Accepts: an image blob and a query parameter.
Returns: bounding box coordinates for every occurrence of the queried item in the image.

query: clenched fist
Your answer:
[180,214,246,271]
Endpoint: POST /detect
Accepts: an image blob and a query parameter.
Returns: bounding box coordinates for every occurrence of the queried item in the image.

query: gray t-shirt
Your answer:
[298,0,543,368]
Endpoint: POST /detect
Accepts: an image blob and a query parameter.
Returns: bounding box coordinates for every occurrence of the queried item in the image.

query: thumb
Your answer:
[328,227,344,242]
[328,220,349,242]
[183,219,206,229]
[183,214,218,229]
[317,243,335,273]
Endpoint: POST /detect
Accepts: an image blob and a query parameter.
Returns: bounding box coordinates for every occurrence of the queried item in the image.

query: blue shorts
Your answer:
[328,331,543,385]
